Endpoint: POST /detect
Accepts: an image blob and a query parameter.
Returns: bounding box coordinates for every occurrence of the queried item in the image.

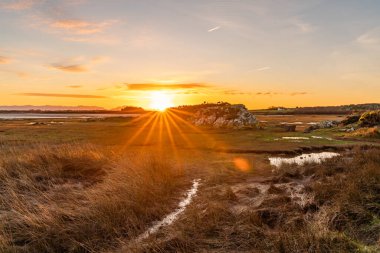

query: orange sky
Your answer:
[1,0,380,109]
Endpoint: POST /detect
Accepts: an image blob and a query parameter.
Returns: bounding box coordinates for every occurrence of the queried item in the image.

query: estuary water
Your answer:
[0,113,140,120]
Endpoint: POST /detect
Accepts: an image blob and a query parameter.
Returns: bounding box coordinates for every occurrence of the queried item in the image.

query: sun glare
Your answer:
[149,91,174,111]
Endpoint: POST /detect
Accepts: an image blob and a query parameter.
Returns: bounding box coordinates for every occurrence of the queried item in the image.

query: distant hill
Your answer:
[112,106,146,113]
[0,105,106,111]
[252,103,380,115]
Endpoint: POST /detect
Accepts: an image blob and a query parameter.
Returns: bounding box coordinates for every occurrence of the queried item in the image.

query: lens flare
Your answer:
[233,157,251,172]
[149,91,174,111]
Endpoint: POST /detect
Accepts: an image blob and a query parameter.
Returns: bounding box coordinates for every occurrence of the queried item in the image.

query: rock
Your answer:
[304,125,320,133]
[190,103,257,129]
[318,120,339,128]
[282,125,296,132]
[358,110,380,127]
[304,120,338,133]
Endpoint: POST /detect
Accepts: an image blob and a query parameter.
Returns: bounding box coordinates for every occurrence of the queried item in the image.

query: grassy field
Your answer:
[0,113,379,252]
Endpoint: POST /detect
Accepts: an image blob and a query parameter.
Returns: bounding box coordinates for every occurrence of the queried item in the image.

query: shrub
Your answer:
[358,110,380,127]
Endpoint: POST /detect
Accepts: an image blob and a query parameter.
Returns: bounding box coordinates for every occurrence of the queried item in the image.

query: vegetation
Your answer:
[120,106,146,113]
[0,144,186,252]
[253,103,380,115]
[137,148,380,253]
[358,110,380,127]
[0,113,379,252]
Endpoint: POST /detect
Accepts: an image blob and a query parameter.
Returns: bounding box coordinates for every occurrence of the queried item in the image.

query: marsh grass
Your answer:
[138,148,380,253]
[0,144,187,253]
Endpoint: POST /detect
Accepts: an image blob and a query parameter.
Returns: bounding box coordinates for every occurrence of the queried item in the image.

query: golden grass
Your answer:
[0,144,187,253]
[137,148,380,253]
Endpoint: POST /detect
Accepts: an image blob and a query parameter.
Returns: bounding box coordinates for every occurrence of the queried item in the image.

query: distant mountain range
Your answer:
[0,105,106,111]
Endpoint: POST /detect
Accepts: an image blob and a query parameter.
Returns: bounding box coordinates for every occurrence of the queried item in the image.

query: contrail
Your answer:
[208,26,220,32]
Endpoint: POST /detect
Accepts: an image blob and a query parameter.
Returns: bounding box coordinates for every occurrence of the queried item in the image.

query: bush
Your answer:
[358,110,380,127]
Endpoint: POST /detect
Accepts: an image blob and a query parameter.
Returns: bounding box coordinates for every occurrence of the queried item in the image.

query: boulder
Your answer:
[282,125,296,132]
[191,103,257,129]
[304,120,339,133]
[318,120,339,128]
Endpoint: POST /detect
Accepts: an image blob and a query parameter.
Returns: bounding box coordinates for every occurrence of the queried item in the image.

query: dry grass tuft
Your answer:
[0,144,186,253]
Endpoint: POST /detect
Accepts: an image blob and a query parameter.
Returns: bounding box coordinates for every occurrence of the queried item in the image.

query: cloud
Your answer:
[208,26,220,32]
[224,90,251,95]
[50,63,87,73]
[50,19,116,35]
[1,0,40,10]
[255,66,271,71]
[126,83,211,90]
[255,92,282,96]
[290,92,308,96]
[66,85,82,88]
[255,91,308,96]
[16,93,106,98]
[356,28,380,46]
[63,36,120,45]
[0,56,11,64]
[292,18,315,33]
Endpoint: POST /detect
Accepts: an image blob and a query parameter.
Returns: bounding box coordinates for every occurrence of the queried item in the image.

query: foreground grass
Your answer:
[0,144,187,252]
[138,148,380,253]
[0,120,379,253]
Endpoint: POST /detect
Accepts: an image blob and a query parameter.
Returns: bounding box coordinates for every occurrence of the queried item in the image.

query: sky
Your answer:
[0,0,379,109]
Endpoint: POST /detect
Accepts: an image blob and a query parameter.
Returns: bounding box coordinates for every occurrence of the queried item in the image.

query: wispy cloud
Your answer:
[0,56,11,64]
[224,89,251,95]
[255,92,282,96]
[255,66,271,71]
[126,83,211,90]
[292,18,315,33]
[63,36,120,45]
[356,28,380,46]
[49,19,116,35]
[1,0,40,10]
[66,85,82,88]
[208,26,220,32]
[255,91,308,96]
[290,92,308,96]
[48,56,108,73]
[50,63,87,73]
[16,93,106,98]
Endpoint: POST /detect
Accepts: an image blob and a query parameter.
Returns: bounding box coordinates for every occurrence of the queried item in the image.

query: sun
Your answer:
[149,91,174,111]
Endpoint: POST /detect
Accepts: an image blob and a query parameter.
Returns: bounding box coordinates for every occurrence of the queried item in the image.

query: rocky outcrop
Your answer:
[191,104,257,129]
[304,120,339,133]
[319,120,339,128]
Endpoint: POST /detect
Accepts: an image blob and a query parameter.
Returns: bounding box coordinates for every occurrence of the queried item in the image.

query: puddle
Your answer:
[269,152,340,167]
[280,122,303,125]
[282,137,309,140]
[311,136,333,141]
[137,179,200,241]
